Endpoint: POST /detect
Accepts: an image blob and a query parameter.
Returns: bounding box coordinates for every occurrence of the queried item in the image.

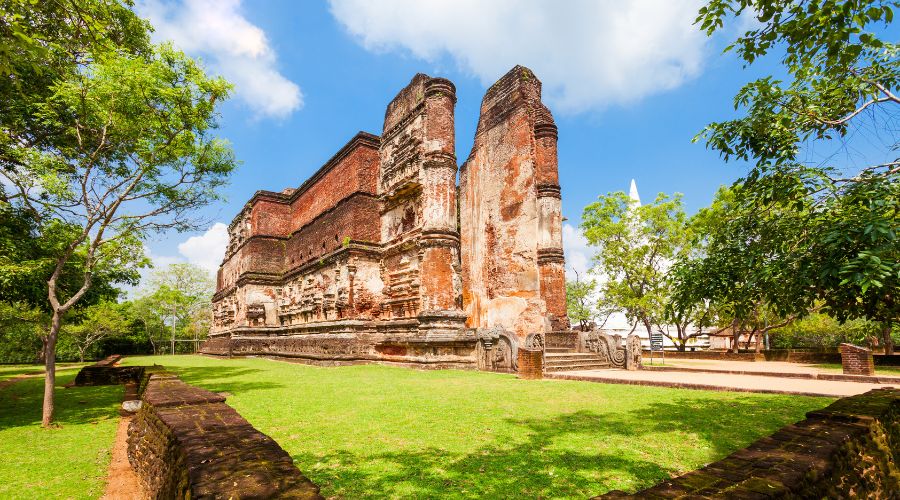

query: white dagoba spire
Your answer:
[629,179,641,207]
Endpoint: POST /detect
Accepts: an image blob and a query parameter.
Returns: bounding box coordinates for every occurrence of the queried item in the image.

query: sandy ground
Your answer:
[548,368,888,397]
[101,416,144,500]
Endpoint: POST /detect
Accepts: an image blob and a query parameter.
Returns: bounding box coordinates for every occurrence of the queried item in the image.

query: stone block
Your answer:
[840,343,875,376]
[517,348,543,379]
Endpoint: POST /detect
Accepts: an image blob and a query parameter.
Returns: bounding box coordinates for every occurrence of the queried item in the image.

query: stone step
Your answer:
[545,362,611,372]
[545,352,604,360]
[546,347,574,353]
[545,358,609,368]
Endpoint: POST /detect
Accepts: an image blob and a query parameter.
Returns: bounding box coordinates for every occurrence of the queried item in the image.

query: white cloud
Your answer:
[177,222,229,272]
[563,223,591,280]
[329,0,706,113]
[138,0,302,119]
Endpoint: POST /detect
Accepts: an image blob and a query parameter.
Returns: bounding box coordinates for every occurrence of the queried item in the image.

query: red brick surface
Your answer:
[518,348,544,379]
[841,343,875,376]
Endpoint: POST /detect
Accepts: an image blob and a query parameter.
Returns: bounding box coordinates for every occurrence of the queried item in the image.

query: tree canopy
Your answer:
[692,0,900,352]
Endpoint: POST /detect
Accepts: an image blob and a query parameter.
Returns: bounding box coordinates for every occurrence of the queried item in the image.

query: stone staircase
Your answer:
[543,346,610,372]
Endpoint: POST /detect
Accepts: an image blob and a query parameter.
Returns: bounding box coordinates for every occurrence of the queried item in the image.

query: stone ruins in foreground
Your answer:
[202,66,639,372]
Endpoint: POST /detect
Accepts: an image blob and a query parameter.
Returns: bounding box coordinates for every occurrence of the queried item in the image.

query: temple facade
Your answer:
[202,66,569,370]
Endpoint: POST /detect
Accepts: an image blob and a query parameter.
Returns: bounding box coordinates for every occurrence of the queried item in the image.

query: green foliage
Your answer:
[581,191,692,336]
[566,277,597,331]
[769,313,884,349]
[61,301,129,361]
[1,0,151,173]
[0,302,46,363]
[692,0,900,350]
[122,355,832,499]
[136,263,215,352]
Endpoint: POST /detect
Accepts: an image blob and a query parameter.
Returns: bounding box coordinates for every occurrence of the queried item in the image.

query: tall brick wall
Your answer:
[207,66,568,368]
[460,66,569,339]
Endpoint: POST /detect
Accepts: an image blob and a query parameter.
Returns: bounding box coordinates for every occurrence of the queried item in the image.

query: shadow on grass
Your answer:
[0,372,121,430]
[292,394,820,498]
[160,364,285,395]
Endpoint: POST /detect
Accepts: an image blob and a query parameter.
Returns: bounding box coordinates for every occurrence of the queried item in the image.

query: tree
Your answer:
[670,186,809,352]
[696,0,900,352]
[64,301,128,362]
[138,263,215,354]
[2,45,235,426]
[566,271,597,332]
[1,0,151,171]
[581,191,692,339]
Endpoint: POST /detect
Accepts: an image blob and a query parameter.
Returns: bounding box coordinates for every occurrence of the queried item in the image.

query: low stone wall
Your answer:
[641,350,764,362]
[599,388,900,498]
[640,349,845,363]
[127,374,322,499]
[763,349,842,364]
[201,333,479,369]
[74,355,145,387]
[875,353,900,367]
[841,343,875,375]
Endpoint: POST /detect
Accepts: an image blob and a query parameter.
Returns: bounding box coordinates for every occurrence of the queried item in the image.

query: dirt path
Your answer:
[548,368,885,397]
[0,372,44,391]
[101,415,144,500]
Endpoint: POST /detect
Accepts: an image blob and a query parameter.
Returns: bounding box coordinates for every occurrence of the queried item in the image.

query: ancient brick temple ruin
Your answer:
[202,66,582,371]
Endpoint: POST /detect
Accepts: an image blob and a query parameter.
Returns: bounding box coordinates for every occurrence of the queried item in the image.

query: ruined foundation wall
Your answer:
[460,66,568,339]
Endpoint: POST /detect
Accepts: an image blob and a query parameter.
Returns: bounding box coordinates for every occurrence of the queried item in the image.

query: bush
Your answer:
[769,314,887,349]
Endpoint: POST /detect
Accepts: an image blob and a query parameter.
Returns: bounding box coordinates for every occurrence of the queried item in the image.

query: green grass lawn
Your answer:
[812,363,900,376]
[0,366,122,500]
[0,363,83,382]
[124,355,833,499]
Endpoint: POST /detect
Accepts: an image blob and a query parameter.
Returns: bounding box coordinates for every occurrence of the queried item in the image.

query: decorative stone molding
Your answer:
[579,331,642,370]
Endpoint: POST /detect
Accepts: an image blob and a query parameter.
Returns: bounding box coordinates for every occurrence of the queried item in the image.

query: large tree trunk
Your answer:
[883,323,894,355]
[42,311,62,427]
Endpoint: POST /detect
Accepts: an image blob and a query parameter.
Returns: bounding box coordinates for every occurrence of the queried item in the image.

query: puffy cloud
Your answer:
[177,223,229,272]
[329,0,706,113]
[138,0,302,119]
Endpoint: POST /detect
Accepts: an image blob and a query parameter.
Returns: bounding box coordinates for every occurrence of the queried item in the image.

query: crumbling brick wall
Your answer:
[127,374,321,499]
[460,66,569,340]
[841,343,875,376]
[207,66,569,367]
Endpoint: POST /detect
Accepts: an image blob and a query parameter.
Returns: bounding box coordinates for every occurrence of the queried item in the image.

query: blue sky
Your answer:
[136,0,780,280]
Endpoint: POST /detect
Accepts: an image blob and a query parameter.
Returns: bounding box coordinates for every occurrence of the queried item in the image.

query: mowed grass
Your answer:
[125,355,833,498]
[0,363,83,382]
[813,363,900,376]
[0,366,122,500]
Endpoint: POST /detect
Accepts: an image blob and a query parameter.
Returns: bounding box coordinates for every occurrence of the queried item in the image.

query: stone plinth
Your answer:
[517,348,543,379]
[840,343,875,376]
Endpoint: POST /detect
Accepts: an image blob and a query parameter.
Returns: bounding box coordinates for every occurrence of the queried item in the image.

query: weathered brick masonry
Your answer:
[841,342,875,376]
[127,374,321,499]
[204,66,569,371]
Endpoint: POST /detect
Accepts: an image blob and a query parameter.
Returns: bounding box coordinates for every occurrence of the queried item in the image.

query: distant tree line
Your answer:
[0,262,215,364]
